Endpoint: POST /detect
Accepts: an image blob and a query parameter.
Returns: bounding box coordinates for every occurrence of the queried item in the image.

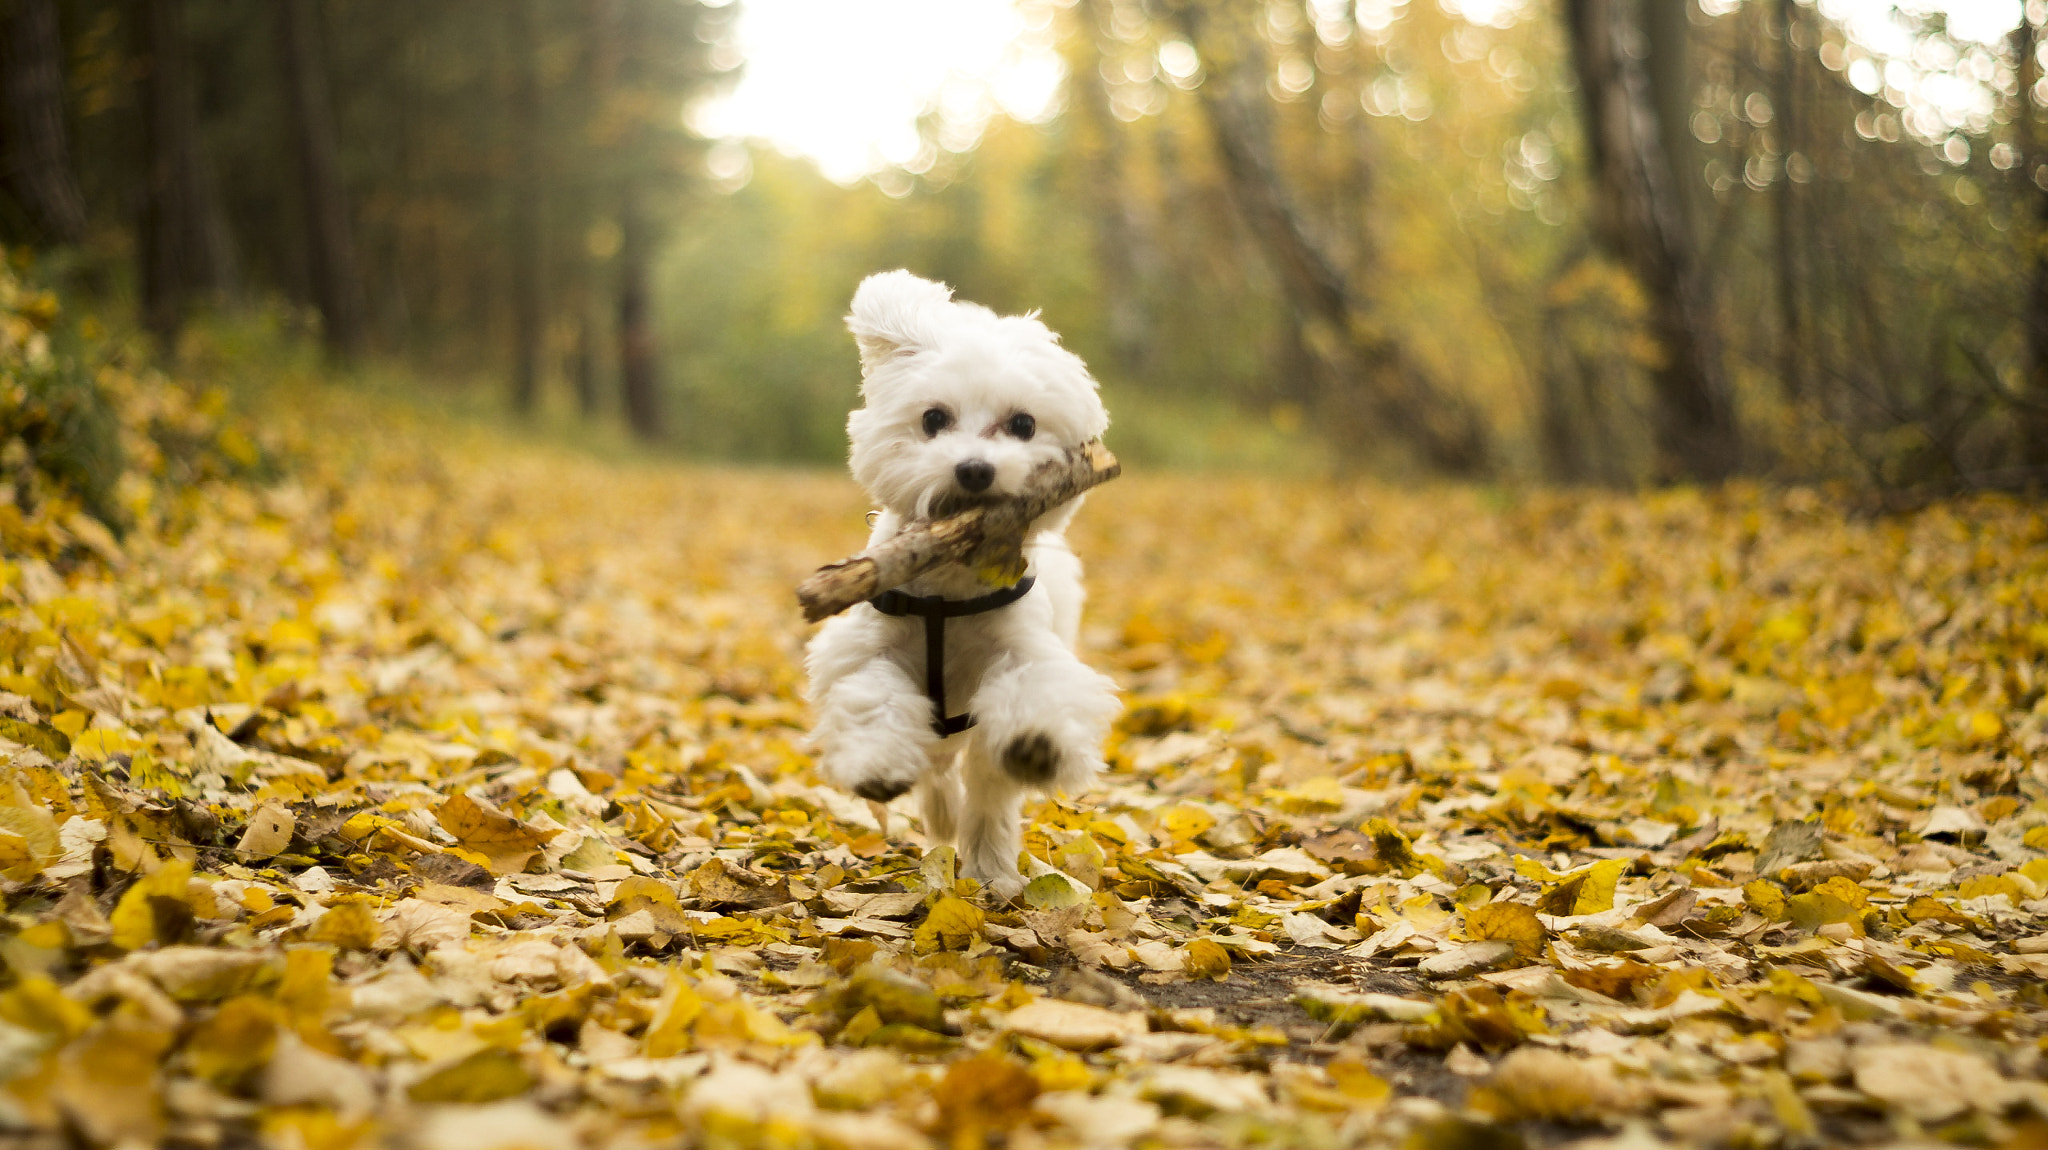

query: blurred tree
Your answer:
[0,0,88,245]
[1166,0,1491,475]
[2019,13,2048,480]
[1770,0,1805,404]
[507,0,543,414]
[1565,0,1738,482]
[1070,0,1155,381]
[135,0,234,347]
[618,182,659,438]
[276,0,364,361]
[603,0,660,439]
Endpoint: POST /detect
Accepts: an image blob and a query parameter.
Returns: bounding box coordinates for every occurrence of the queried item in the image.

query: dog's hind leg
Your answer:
[917,745,964,845]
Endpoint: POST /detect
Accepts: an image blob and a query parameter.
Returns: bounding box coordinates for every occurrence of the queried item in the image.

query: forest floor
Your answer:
[5,302,2048,1149]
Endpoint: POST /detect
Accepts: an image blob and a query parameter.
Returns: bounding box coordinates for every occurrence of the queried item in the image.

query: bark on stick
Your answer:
[797,441,1121,622]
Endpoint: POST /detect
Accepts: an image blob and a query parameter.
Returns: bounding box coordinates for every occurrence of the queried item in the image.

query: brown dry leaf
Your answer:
[236,803,296,859]
[1004,998,1147,1051]
[1473,1047,1642,1123]
[689,856,788,908]
[436,793,556,875]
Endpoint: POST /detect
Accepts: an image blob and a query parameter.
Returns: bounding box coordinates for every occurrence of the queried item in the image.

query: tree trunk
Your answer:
[573,295,603,417]
[1566,0,1740,482]
[1072,0,1151,380]
[136,0,232,349]
[617,181,660,439]
[276,0,366,361]
[1535,346,1584,483]
[507,0,543,415]
[0,0,88,245]
[1166,0,1490,476]
[2018,13,2048,482]
[1772,0,1805,403]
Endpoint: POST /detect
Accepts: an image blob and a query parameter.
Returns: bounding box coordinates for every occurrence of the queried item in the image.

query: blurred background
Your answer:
[1,0,2042,491]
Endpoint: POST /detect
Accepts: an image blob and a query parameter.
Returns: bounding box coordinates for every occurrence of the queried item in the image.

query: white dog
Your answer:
[805,270,1121,898]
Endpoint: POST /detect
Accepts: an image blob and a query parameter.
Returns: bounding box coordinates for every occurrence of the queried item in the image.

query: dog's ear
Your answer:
[847,270,952,377]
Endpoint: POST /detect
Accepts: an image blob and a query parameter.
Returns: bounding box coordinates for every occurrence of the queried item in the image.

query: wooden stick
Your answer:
[797,440,1121,622]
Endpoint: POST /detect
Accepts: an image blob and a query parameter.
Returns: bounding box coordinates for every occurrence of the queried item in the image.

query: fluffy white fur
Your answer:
[805,270,1121,899]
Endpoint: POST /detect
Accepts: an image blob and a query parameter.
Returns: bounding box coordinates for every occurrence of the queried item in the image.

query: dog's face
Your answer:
[843,271,1109,519]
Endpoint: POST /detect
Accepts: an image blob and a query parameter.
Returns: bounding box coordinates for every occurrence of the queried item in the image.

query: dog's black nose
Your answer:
[954,459,995,493]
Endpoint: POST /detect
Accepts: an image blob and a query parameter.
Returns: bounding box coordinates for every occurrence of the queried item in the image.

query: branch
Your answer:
[796,441,1121,622]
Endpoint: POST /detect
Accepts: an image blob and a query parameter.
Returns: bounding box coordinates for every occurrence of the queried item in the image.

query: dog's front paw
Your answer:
[817,740,925,807]
[999,731,1060,786]
[852,775,915,803]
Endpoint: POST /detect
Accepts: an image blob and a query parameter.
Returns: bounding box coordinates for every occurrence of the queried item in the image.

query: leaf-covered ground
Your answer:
[5,307,2048,1148]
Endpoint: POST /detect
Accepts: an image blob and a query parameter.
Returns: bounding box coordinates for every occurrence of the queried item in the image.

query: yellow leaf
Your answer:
[109,859,197,951]
[1462,901,1547,958]
[932,1053,1039,1145]
[1811,875,1868,909]
[277,947,335,1040]
[1537,859,1626,916]
[305,902,379,950]
[1326,1058,1392,1107]
[1786,890,1858,933]
[1363,818,1432,878]
[1965,709,2003,744]
[608,875,690,934]
[0,805,59,880]
[838,1004,883,1046]
[643,973,704,1058]
[1957,874,2021,902]
[1743,880,1788,921]
[1020,869,1090,911]
[406,1048,533,1104]
[1184,937,1232,981]
[1157,805,1215,843]
[0,976,94,1040]
[1271,776,1345,813]
[70,728,139,761]
[187,996,279,1085]
[912,896,984,954]
[52,1016,174,1147]
[0,830,37,883]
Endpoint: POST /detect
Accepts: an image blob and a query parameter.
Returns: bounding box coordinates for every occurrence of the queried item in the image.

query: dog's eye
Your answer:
[921,408,951,437]
[1005,413,1035,441]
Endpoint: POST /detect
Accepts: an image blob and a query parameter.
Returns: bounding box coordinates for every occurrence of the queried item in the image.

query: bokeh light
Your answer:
[692,0,1066,186]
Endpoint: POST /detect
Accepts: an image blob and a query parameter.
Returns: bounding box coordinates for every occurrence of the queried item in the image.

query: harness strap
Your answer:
[870,576,1035,737]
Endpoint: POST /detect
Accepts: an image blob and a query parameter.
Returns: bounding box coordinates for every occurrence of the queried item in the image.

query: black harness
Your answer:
[870,576,1035,737]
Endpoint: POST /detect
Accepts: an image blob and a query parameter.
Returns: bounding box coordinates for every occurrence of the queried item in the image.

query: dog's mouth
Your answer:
[923,488,1002,521]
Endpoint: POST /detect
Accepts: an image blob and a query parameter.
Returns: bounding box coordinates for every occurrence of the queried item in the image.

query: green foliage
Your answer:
[0,258,124,530]
[0,253,276,561]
